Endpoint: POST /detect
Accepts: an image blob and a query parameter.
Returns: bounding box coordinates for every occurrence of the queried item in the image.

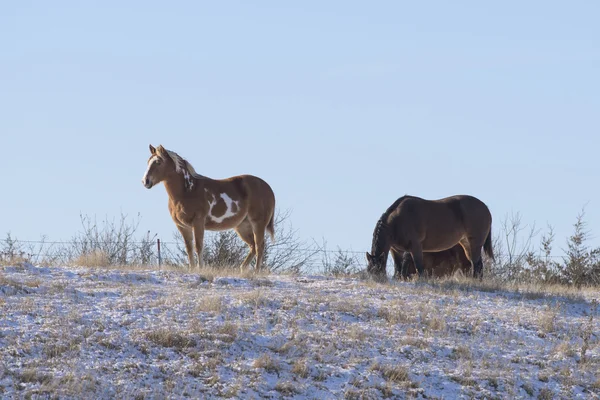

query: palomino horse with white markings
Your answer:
[366,194,493,282]
[142,145,276,271]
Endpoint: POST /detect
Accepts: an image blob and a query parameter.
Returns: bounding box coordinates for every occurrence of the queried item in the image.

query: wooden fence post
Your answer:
[157,238,162,269]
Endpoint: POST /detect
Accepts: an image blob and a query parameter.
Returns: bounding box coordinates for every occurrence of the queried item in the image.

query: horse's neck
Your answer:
[372,220,391,255]
[163,173,188,200]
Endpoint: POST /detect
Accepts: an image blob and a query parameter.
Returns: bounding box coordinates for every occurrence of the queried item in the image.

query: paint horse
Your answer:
[142,145,276,270]
[394,244,472,280]
[366,195,493,282]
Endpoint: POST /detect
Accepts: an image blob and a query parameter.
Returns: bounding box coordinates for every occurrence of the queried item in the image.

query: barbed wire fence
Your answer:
[1,208,598,284]
[0,235,570,270]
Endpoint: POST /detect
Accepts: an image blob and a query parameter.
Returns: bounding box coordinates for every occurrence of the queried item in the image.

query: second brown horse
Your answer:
[366,194,494,281]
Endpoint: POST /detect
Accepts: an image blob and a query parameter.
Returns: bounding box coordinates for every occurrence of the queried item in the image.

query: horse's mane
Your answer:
[160,148,205,180]
[371,195,413,255]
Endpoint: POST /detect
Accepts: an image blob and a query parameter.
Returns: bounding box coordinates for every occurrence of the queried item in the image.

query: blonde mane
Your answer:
[162,149,204,180]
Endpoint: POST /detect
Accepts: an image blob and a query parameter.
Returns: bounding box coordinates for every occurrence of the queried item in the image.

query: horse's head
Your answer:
[142,144,173,189]
[365,251,388,282]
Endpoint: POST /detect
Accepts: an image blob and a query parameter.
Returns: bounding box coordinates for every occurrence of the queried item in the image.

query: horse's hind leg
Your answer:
[459,238,483,279]
[470,244,484,279]
[235,218,256,271]
[251,222,267,271]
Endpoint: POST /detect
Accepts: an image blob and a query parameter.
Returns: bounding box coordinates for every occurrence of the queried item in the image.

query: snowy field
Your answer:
[1,263,599,399]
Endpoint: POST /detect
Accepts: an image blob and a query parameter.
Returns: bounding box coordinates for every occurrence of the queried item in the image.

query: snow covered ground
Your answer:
[1,263,599,399]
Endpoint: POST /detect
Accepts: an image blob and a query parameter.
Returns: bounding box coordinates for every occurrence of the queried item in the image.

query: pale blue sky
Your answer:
[1,1,599,257]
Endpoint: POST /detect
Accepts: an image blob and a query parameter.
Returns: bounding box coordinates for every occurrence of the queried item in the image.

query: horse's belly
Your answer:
[205,213,246,231]
[421,232,463,252]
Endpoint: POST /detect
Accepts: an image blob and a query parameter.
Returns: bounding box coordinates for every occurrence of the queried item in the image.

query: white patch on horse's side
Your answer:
[142,155,160,183]
[208,193,240,224]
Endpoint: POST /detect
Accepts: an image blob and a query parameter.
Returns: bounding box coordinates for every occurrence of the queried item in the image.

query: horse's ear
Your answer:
[149,144,156,154]
[157,145,166,153]
[365,252,372,262]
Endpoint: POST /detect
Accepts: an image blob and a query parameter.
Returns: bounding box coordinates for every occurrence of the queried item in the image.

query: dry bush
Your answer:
[488,207,600,287]
[319,242,362,276]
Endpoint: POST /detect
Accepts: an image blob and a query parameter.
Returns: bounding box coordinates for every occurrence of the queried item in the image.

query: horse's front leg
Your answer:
[192,220,206,269]
[176,224,195,269]
[411,247,425,277]
[390,249,405,280]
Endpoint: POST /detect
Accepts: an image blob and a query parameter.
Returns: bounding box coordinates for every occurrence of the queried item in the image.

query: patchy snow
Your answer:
[1,263,599,399]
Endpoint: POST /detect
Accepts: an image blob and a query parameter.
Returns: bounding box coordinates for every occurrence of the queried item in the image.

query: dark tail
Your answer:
[267,213,275,242]
[484,228,494,261]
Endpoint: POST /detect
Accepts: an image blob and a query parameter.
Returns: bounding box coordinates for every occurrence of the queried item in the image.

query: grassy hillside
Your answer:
[1,263,598,399]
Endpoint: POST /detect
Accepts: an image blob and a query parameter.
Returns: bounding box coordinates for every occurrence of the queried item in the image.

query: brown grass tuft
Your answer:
[195,295,224,313]
[239,290,268,308]
[291,359,310,378]
[370,362,411,384]
[73,250,110,267]
[253,353,280,373]
[538,388,554,400]
[145,329,196,349]
[274,380,300,395]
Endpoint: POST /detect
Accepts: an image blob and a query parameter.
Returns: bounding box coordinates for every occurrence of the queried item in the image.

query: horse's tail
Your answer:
[267,213,275,242]
[484,228,494,261]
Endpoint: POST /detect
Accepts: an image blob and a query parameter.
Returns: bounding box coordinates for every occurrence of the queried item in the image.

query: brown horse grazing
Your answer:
[366,195,494,282]
[142,144,276,271]
[393,244,472,280]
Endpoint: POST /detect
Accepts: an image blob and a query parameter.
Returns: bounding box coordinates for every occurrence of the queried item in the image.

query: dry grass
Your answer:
[0,256,31,267]
[195,295,224,313]
[418,274,595,302]
[537,308,559,334]
[399,336,429,349]
[216,322,238,343]
[18,369,52,385]
[239,289,268,308]
[370,363,412,384]
[537,388,554,400]
[376,305,413,325]
[145,328,196,349]
[274,380,300,395]
[347,324,368,342]
[0,273,41,293]
[72,250,111,267]
[291,359,310,378]
[2,261,599,398]
[253,353,280,373]
[451,345,472,360]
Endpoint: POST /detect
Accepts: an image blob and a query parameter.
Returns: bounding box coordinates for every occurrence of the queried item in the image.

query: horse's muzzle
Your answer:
[143,178,153,189]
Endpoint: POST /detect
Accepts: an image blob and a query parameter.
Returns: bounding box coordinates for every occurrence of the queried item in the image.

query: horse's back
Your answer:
[442,195,491,225]
[389,194,491,241]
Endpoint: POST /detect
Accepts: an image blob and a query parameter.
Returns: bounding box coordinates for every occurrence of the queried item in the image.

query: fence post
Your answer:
[157,238,162,269]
